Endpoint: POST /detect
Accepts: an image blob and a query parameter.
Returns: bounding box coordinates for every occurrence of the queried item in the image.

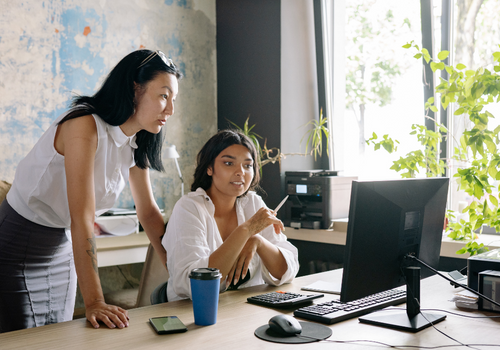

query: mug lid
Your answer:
[189,267,222,280]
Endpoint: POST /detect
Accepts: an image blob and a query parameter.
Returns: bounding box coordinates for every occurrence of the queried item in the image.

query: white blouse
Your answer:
[163,188,299,302]
[7,111,137,229]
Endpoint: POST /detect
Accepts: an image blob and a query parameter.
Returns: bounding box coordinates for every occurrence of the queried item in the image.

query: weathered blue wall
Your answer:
[0,0,217,215]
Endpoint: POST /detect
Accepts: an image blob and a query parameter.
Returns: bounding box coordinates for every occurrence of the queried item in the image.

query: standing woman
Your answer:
[0,49,181,332]
[163,130,299,302]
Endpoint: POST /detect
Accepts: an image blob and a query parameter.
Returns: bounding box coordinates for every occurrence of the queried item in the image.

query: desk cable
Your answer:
[295,301,499,349]
[291,259,500,349]
[400,255,498,350]
[294,334,500,349]
[386,306,500,319]
[292,304,500,349]
[291,304,500,349]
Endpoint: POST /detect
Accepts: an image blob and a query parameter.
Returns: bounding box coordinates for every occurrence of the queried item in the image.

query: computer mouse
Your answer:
[268,314,302,336]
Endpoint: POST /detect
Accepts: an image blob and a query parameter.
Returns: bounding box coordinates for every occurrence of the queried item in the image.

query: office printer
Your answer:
[468,248,500,291]
[283,170,357,229]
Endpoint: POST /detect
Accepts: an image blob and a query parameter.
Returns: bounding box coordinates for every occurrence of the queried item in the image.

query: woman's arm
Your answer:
[164,198,213,300]
[129,166,166,268]
[227,195,298,286]
[209,207,283,280]
[56,115,129,329]
[231,234,288,283]
[257,224,300,286]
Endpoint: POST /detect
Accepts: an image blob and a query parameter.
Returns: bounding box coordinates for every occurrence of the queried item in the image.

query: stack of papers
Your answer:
[301,280,341,295]
[95,215,138,236]
[451,289,478,309]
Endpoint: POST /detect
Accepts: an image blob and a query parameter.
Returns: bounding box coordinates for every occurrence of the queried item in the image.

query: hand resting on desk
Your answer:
[85,300,129,329]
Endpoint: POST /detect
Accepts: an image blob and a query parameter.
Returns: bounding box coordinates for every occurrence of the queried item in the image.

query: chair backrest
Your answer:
[0,180,11,204]
[136,244,169,307]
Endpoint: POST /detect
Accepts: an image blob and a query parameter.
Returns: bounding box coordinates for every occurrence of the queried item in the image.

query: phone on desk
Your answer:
[149,316,187,334]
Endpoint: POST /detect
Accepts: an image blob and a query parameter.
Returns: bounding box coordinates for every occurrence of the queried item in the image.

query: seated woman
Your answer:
[163,130,299,301]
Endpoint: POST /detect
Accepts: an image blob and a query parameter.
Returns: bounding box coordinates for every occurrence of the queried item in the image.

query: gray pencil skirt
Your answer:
[0,200,77,333]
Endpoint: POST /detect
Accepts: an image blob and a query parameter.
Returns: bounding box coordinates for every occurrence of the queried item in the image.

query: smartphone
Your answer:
[149,316,188,334]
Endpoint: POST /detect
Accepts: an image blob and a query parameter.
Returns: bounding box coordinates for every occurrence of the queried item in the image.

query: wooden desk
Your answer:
[2,270,499,349]
[285,227,500,259]
[96,232,150,267]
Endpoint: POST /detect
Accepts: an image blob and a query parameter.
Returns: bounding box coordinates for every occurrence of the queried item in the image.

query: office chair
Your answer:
[104,243,169,309]
[0,180,11,204]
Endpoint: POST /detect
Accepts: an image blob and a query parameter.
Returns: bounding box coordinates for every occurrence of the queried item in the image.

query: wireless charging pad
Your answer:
[254,321,332,344]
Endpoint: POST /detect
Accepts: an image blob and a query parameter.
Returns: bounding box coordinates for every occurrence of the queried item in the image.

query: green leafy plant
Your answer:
[301,109,330,161]
[367,121,446,179]
[227,117,263,170]
[228,109,330,169]
[368,41,500,256]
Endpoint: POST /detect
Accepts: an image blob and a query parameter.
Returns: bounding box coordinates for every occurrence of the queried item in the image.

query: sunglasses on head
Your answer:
[138,50,173,69]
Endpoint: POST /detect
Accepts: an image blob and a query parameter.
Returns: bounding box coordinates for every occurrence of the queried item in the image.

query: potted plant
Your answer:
[229,109,330,170]
[368,41,500,256]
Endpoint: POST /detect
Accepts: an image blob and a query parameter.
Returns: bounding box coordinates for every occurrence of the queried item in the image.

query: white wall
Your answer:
[280,0,318,173]
[281,0,346,174]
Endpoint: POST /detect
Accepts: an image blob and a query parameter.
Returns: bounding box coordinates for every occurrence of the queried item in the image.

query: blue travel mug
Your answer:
[189,268,222,326]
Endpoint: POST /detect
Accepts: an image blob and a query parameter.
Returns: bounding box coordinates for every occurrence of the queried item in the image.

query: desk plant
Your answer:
[368,41,500,256]
[229,109,330,170]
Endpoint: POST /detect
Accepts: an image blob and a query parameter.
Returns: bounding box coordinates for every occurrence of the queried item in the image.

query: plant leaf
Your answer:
[438,50,450,60]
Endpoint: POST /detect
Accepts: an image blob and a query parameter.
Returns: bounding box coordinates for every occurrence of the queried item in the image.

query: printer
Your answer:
[282,170,357,229]
[467,248,500,291]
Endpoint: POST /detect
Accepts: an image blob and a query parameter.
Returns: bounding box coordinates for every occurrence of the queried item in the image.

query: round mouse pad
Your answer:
[254,321,332,344]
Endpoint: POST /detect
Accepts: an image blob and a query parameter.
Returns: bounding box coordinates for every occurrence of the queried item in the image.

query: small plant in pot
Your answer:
[228,109,330,171]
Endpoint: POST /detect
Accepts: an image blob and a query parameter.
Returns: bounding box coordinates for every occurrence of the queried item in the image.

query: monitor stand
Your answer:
[359,266,446,333]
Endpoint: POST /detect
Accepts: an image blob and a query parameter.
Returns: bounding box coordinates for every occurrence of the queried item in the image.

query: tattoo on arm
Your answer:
[86,233,99,274]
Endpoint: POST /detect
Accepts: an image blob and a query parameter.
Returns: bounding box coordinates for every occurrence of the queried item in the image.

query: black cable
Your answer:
[414,301,481,350]
[288,256,500,349]
[399,268,478,350]
[384,306,500,319]
[402,255,500,350]
[405,254,500,309]
[296,334,500,349]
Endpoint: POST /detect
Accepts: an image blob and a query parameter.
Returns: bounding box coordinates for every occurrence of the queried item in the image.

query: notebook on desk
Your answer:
[300,280,341,294]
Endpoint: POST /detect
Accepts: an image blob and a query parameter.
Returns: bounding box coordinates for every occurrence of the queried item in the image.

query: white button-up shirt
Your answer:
[163,188,299,301]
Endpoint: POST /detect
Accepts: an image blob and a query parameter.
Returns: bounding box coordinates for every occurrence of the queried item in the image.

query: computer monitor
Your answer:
[340,177,449,331]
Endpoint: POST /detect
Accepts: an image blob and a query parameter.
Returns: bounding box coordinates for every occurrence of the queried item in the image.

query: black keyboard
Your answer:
[247,291,324,308]
[294,288,406,324]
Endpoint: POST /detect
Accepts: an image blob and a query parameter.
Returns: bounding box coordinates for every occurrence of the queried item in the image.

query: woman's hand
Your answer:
[226,235,262,287]
[85,300,129,329]
[246,207,284,235]
[209,208,284,279]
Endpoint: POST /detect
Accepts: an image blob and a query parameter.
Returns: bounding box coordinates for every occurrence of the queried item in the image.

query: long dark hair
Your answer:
[192,130,261,196]
[59,49,182,171]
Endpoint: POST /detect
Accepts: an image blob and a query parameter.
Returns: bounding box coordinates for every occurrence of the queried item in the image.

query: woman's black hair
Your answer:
[59,49,183,171]
[192,129,261,196]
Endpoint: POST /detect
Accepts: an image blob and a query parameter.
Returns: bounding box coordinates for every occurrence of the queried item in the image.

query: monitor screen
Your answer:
[340,177,449,303]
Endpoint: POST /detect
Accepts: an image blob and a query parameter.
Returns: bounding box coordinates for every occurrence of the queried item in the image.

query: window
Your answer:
[329,0,500,226]
[341,0,425,180]
[447,0,500,215]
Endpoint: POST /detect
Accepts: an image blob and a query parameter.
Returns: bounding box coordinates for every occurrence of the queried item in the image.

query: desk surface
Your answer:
[2,269,499,349]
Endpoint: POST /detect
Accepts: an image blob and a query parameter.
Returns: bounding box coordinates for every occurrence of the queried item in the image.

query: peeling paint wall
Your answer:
[0,0,217,217]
